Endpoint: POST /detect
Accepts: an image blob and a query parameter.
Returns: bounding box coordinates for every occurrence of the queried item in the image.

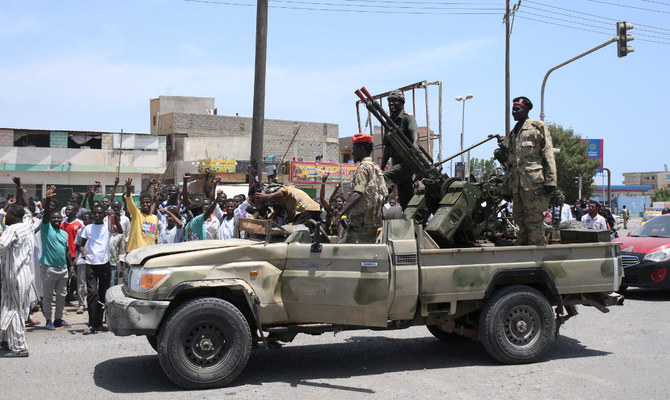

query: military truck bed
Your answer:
[419,242,621,304]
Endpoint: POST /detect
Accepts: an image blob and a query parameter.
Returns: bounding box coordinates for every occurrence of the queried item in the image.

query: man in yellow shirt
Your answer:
[123,178,158,253]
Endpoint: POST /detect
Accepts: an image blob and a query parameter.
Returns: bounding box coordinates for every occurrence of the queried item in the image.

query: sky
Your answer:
[1,0,669,185]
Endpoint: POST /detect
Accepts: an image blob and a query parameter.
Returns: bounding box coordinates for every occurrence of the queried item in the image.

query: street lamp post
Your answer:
[455,94,473,178]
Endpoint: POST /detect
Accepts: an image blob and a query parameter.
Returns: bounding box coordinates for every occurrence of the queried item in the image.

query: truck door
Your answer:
[281,242,390,327]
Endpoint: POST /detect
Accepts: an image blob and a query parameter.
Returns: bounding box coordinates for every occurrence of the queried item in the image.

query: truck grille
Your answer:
[621,254,640,268]
[394,253,417,265]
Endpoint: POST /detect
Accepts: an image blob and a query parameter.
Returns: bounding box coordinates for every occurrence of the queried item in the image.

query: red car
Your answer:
[614,214,670,290]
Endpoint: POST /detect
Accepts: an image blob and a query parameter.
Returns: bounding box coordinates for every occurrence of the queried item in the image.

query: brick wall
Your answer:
[0,129,14,146]
[171,114,339,163]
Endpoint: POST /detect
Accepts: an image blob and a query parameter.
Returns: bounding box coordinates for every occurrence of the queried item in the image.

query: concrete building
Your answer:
[0,127,166,203]
[0,95,339,205]
[151,96,339,183]
[623,170,670,192]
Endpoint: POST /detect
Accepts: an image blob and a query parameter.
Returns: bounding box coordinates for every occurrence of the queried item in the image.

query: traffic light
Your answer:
[617,21,634,58]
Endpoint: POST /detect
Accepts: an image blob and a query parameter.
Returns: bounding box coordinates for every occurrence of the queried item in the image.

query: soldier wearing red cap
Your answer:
[506,96,557,245]
[336,133,388,243]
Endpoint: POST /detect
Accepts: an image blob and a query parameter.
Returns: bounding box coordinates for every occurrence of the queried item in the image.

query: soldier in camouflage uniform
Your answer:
[505,96,557,245]
[336,133,388,243]
[381,89,419,210]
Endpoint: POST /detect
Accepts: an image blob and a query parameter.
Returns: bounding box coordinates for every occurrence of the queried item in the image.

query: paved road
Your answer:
[2,292,668,399]
[3,217,664,399]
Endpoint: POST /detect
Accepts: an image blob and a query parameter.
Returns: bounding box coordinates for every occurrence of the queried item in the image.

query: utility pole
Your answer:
[250,0,268,187]
[505,0,510,137]
[504,1,519,136]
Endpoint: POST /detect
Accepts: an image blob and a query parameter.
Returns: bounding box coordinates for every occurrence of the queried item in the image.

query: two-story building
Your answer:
[0,128,166,204]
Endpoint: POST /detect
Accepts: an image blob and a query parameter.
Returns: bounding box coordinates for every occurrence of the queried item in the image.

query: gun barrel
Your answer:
[433,134,501,168]
[356,86,441,182]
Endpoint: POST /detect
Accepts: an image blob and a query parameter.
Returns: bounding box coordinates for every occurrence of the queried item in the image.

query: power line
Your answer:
[519,11,610,33]
[642,0,670,6]
[340,0,502,5]
[516,15,612,36]
[525,0,670,32]
[517,13,670,45]
[274,0,502,11]
[523,5,612,28]
[184,0,503,14]
[587,0,670,14]
[519,9,670,41]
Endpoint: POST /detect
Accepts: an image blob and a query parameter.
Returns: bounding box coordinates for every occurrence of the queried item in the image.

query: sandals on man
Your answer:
[3,350,30,358]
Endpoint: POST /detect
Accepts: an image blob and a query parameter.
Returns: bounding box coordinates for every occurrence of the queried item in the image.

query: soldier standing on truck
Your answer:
[505,96,557,246]
[381,89,419,211]
[335,133,388,243]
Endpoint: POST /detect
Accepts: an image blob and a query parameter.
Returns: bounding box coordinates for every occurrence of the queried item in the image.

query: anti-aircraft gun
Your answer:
[355,87,512,247]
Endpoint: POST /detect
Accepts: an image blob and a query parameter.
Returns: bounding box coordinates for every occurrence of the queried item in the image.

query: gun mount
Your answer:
[355,86,512,247]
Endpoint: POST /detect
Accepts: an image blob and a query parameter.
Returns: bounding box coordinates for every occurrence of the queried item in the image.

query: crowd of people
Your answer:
[540,196,620,239]
[0,162,402,357]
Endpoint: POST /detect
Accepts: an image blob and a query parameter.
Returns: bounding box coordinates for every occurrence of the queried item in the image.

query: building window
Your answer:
[153,116,157,126]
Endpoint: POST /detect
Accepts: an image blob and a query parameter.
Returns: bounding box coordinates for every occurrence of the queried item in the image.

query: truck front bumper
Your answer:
[105,285,170,336]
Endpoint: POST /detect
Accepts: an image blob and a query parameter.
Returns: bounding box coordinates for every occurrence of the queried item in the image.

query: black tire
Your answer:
[147,335,158,352]
[616,285,628,294]
[426,325,470,342]
[479,285,555,364]
[157,297,252,389]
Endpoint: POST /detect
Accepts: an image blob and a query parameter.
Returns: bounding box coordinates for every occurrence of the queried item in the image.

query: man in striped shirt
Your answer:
[0,204,35,357]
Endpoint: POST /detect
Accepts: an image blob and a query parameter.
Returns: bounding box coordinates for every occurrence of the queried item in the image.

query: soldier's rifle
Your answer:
[354,87,442,183]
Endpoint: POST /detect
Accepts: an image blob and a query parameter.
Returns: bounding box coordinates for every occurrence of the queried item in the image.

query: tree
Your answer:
[548,123,601,204]
[469,157,499,181]
[652,187,670,202]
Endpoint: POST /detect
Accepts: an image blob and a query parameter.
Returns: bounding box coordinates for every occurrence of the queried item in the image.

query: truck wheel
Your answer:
[147,335,158,352]
[157,297,252,389]
[426,325,469,342]
[479,285,555,364]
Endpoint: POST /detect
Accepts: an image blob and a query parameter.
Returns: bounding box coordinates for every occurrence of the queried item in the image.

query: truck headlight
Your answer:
[129,268,171,292]
[644,248,670,262]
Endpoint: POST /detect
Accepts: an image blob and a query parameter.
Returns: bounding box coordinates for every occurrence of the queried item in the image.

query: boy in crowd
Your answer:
[158,206,185,244]
[73,210,93,314]
[185,191,223,240]
[40,186,72,330]
[79,205,122,335]
[108,208,127,287]
[218,198,239,240]
[123,178,158,253]
[61,201,83,306]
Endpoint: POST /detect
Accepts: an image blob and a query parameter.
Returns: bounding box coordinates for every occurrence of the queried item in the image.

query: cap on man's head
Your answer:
[513,96,533,110]
[388,89,405,102]
[352,133,374,144]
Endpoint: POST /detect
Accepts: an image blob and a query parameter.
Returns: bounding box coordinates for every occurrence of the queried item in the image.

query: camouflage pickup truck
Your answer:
[106,219,623,389]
